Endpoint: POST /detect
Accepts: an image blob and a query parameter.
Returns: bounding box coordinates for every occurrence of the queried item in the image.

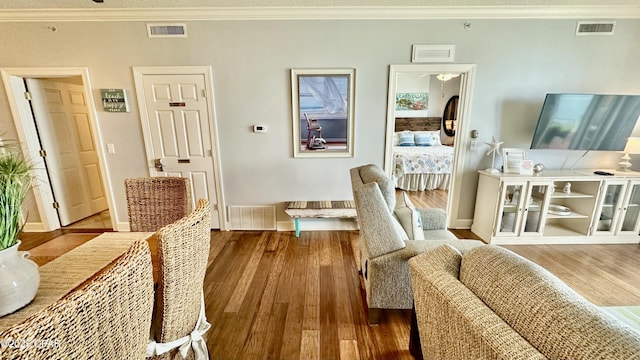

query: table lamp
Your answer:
[619,137,640,171]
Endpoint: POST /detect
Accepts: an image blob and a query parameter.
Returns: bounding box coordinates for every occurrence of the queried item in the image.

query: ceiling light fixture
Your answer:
[437,73,460,97]
[436,73,460,82]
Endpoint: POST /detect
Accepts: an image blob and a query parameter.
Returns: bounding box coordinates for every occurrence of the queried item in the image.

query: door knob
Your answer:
[154,158,165,171]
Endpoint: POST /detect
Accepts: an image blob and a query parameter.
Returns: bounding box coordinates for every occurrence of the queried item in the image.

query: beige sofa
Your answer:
[349,164,483,323]
[409,244,640,359]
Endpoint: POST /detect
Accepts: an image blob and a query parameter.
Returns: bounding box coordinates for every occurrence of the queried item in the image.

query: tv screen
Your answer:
[530,93,640,151]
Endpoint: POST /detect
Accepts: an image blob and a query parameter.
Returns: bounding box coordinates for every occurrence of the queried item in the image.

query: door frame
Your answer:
[385,64,476,229]
[1,67,116,231]
[132,66,227,230]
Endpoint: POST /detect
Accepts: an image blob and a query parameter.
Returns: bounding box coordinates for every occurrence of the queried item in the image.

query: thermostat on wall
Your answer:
[253,125,268,133]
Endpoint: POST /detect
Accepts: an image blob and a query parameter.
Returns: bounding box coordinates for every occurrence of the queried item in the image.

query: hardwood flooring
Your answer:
[202,230,417,360]
[398,189,448,210]
[17,188,640,359]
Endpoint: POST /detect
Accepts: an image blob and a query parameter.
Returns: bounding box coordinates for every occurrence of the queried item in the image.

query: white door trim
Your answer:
[0,67,117,232]
[385,64,476,229]
[132,66,228,230]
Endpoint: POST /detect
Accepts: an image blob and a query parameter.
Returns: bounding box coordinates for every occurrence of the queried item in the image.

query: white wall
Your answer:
[0,18,639,227]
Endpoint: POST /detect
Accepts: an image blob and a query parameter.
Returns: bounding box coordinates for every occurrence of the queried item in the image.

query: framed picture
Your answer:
[395,93,428,111]
[502,148,526,173]
[291,68,355,158]
[520,159,534,175]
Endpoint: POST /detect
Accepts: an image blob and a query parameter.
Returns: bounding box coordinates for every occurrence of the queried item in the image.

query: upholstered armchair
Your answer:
[350,164,483,323]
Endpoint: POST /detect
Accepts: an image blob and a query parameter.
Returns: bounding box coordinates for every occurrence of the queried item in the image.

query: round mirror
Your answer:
[442,95,459,137]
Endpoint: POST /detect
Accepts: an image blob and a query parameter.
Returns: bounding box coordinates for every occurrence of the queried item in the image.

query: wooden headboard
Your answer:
[394,117,442,132]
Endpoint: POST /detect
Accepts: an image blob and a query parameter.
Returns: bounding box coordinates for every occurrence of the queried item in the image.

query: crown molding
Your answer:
[0,6,639,22]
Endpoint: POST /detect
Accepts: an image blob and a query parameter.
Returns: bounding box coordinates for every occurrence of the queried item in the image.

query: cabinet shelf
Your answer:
[542,223,589,237]
[546,212,589,219]
[550,191,593,199]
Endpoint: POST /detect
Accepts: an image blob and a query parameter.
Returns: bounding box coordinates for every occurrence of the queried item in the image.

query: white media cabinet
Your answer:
[472,169,640,245]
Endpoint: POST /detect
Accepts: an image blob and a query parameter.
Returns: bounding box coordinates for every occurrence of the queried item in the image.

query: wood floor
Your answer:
[18,188,640,360]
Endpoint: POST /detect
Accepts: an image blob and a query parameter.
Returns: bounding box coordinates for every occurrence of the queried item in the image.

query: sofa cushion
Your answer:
[422,229,458,241]
[353,182,407,258]
[408,245,545,359]
[358,164,396,211]
[394,192,425,240]
[460,246,640,360]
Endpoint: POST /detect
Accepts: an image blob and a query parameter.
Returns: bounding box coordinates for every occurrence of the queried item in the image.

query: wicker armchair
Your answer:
[146,199,212,360]
[125,177,192,232]
[0,240,154,360]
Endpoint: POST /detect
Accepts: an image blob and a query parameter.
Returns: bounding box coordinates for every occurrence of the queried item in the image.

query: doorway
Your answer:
[27,77,108,227]
[1,68,116,232]
[132,66,227,230]
[385,64,476,228]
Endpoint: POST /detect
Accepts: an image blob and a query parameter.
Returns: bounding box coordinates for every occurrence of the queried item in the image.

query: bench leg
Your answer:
[295,218,300,237]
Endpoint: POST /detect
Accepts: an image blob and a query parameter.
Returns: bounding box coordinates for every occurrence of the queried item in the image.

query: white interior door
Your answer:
[27,78,108,226]
[139,73,221,228]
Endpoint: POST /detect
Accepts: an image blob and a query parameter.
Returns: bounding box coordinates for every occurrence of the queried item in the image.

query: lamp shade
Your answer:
[624,137,640,154]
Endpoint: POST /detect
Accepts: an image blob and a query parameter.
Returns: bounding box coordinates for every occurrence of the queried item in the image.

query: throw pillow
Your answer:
[397,131,415,146]
[394,192,425,240]
[413,130,442,146]
[414,132,433,146]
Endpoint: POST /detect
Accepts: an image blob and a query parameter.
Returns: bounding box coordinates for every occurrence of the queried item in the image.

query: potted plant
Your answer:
[0,141,40,317]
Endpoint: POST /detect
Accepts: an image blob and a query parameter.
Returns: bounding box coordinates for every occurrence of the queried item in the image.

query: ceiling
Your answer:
[0,0,638,20]
[0,0,639,9]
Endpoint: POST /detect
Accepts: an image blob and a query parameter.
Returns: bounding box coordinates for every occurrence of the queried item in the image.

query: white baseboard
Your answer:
[23,222,47,232]
[116,222,130,232]
[276,218,358,232]
[449,218,473,229]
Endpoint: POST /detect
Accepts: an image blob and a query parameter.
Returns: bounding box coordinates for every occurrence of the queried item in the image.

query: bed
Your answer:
[392,117,453,191]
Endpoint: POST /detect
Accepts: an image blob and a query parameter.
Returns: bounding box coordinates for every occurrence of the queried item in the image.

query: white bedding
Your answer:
[392,145,453,191]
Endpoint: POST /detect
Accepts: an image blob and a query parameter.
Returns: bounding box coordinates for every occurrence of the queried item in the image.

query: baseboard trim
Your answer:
[449,218,473,229]
[116,222,130,232]
[23,222,46,232]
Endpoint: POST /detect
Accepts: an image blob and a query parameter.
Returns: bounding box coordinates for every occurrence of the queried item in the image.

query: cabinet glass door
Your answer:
[595,182,625,234]
[521,183,551,236]
[496,183,525,236]
[618,182,640,234]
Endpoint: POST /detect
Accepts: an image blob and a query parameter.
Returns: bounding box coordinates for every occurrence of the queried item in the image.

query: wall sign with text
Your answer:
[100,89,129,112]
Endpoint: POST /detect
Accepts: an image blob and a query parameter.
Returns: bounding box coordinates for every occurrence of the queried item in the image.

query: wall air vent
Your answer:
[228,205,276,230]
[147,23,187,38]
[412,45,455,63]
[576,21,615,35]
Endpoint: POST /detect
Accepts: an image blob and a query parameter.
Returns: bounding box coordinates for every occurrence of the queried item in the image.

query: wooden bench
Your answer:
[284,200,357,237]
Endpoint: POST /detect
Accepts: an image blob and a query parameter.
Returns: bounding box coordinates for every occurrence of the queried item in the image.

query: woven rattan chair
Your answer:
[0,239,154,360]
[125,177,192,232]
[146,198,211,360]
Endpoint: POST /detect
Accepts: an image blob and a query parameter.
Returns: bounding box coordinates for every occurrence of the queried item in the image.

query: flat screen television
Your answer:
[530,93,640,151]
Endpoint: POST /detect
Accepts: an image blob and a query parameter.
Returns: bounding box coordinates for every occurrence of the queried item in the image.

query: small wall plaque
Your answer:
[100,89,129,112]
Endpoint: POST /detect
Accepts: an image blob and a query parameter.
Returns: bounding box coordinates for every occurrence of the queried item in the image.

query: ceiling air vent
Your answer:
[576,21,615,36]
[412,45,455,63]
[147,23,187,38]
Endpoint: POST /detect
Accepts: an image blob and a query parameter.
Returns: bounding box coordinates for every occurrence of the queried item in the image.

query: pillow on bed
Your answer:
[397,131,415,146]
[414,132,433,146]
[414,130,442,146]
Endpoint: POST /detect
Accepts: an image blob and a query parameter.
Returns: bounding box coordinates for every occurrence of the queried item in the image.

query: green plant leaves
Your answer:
[0,144,34,250]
